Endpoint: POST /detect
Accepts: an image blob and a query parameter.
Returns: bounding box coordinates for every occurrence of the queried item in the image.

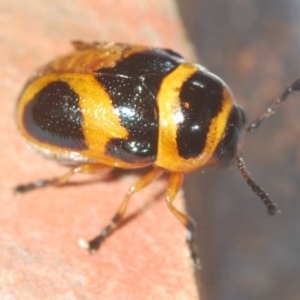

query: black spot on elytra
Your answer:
[96,49,181,163]
[22,81,87,150]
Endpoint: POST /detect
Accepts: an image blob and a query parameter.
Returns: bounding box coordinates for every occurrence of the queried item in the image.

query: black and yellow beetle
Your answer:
[15,41,300,267]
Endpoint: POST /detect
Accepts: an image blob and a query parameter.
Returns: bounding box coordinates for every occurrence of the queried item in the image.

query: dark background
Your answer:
[178,1,300,300]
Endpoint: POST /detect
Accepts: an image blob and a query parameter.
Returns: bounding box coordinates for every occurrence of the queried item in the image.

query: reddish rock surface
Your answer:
[0,1,199,299]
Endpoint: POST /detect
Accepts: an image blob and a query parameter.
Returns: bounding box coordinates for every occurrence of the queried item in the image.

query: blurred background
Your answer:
[1,0,300,299]
[179,1,300,299]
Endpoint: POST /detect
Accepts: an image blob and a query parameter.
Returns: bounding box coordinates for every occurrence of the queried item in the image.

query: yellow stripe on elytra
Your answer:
[61,74,129,162]
[202,88,233,162]
[18,73,128,165]
[156,63,199,172]
[156,64,233,172]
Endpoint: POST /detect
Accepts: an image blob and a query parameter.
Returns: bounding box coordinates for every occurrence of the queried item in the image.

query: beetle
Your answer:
[15,41,300,267]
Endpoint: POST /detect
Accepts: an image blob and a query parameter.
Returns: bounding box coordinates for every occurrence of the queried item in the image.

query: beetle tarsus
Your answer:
[186,221,201,269]
[14,179,54,194]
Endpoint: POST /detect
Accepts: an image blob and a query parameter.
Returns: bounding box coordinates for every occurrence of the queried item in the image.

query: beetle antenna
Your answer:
[246,78,300,132]
[235,156,280,215]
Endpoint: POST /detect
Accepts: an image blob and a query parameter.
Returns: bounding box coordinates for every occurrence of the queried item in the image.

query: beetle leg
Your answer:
[80,168,164,252]
[14,164,110,194]
[164,173,201,269]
